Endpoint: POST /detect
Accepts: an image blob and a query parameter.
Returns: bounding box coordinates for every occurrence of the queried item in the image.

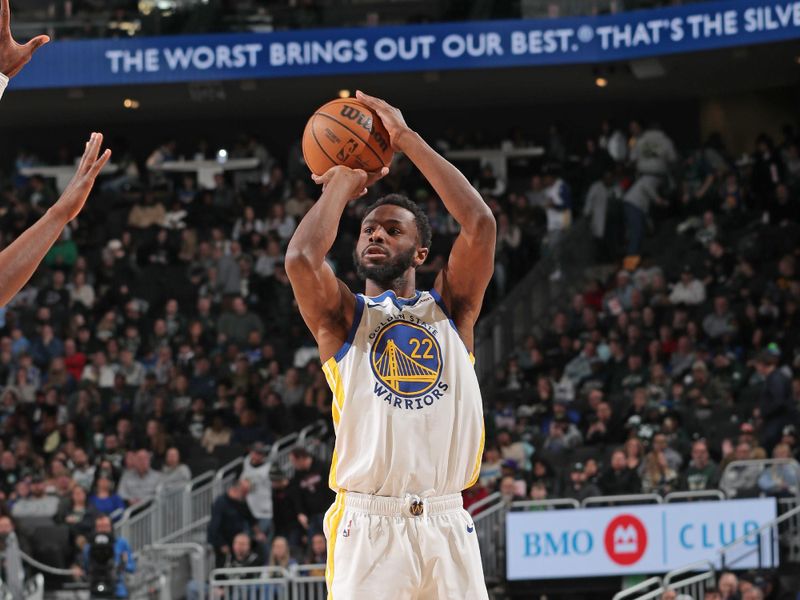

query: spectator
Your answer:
[719,441,761,498]
[117,449,161,505]
[703,296,737,340]
[224,532,262,569]
[207,479,266,567]
[241,442,274,546]
[681,440,719,491]
[306,533,326,571]
[160,447,191,489]
[73,514,135,599]
[287,447,334,545]
[217,297,264,346]
[563,462,601,502]
[11,474,60,528]
[201,411,232,454]
[89,471,126,519]
[757,443,800,497]
[56,484,99,544]
[669,266,707,306]
[755,346,796,452]
[717,572,740,600]
[598,449,641,495]
[640,451,678,495]
[71,448,95,491]
[267,536,297,569]
[498,475,526,504]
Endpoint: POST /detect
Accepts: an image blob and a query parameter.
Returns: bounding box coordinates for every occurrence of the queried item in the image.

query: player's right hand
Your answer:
[312,165,389,200]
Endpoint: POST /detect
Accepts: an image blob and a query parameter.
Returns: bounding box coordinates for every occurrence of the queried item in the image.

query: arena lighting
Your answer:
[595,77,608,88]
[122,98,140,109]
[338,89,351,98]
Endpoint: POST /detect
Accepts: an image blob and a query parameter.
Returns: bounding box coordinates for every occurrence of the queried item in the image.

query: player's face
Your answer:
[355,205,426,286]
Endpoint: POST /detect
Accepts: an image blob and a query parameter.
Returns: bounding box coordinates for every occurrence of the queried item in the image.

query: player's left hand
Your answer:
[0,0,49,78]
[52,132,111,222]
[355,90,412,152]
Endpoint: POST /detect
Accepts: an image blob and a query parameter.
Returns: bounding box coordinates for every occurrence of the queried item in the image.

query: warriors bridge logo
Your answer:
[370,321,448,410]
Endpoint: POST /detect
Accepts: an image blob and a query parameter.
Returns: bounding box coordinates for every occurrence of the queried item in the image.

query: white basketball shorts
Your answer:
[323,491,489,600]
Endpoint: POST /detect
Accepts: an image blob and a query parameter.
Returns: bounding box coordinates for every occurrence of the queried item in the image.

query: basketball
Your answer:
[302,98,394,176]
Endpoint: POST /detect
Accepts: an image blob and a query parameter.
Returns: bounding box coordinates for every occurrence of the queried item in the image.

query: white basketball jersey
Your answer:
[321,289,485,497]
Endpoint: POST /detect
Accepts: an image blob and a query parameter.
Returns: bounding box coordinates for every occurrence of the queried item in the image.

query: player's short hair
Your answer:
[362,194,432,249]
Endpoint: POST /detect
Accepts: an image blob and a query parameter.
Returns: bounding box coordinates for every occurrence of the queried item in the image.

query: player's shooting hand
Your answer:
[355,90,411,151]
[0,0,49,78]
[51,132,111,222]
[312,165,389,200]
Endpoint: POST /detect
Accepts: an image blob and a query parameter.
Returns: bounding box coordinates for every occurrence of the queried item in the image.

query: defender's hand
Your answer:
[51,132,111,222]
[0,0,49,78]
[355,90,412,151]
[312,165,388,200]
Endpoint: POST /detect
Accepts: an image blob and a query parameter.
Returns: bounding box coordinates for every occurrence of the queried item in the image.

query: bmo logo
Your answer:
[604,514,647,565]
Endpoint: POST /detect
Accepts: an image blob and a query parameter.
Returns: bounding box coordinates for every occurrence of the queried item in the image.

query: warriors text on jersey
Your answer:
[321,289,485,497]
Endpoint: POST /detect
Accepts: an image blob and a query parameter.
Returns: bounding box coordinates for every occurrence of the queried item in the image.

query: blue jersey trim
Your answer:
[333,293,365,363]
[366,289,422,310]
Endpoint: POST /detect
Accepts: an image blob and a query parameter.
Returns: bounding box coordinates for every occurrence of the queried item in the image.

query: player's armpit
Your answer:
[433,213,496,349]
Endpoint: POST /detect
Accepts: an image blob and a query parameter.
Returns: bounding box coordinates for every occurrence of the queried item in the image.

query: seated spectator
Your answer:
[242,442,274,547]
[719,441,762,498]
[543,417,583,453]
[669,266,706,306]
[160,447,191,490]
[223,532,263,569]
[56,484,99,545]
[11,474,60,530]
[70,448,95,492]
[462,482,490,513]
[681,440,719,491]
[498,475,526,505]
[703,296,737,340]
[305,533,326,570]
[584,401,623,446]
[757,443,800,497]
[89,471,126,519]
[267,536,297,570]
[117,449,161,506]
[563,462,601,503]
[599,449,641,495]
[201,411,232,454]
[640,451,678,495]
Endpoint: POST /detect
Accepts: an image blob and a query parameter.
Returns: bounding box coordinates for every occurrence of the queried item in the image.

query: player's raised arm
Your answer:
[356,91,496,350]
[0,132,110,307]
[285,165,388,362]
[0,0,50,98]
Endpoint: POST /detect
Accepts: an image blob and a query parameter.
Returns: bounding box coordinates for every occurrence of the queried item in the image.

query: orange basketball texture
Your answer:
[302,98,394,176]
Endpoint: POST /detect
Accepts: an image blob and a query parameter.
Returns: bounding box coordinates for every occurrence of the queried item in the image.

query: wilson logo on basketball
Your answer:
[339,106,390,152]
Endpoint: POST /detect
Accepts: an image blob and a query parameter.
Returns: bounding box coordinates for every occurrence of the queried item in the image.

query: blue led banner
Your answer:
[10,0,800,89]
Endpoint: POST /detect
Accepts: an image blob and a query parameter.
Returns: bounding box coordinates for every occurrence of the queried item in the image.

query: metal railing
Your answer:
[146,543,208,600]
[209,566,290,600]
[663,561,716,599]
[612,576,664,600]
[664,490,725,503]
[289,564,327,600]
[510,498,581,511]
[470,493,507,584]
[474,219,595,387]
[582,493,662,507]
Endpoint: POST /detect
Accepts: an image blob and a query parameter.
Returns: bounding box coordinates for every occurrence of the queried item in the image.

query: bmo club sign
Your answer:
[506,499,777,580]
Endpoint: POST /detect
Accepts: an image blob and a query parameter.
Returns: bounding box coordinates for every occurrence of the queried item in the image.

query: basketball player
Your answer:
[286,90,495,599]
[0,133,110,306]
[0,0,50,100]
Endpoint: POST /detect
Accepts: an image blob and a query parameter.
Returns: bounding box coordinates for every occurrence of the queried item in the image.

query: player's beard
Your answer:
[354,245,417,288]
